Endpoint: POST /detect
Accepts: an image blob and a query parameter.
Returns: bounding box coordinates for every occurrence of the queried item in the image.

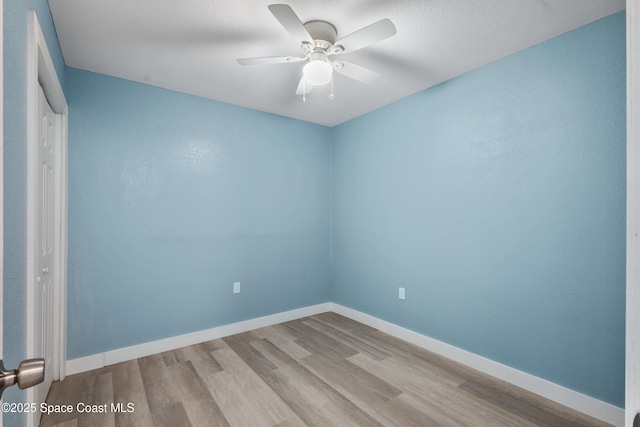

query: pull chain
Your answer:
[330,76,335,100]
[301,77,336,102]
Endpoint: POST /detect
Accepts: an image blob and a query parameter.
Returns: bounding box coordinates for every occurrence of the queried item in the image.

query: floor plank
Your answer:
[111,361,153,427]
[202,347,301,427]
[41,313,613,427]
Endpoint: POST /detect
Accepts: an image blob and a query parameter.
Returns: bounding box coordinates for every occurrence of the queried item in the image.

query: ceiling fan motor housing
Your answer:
[304,20,337,48]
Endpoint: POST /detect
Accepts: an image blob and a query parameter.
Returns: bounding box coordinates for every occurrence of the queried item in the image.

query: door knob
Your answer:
[0,359,45,399]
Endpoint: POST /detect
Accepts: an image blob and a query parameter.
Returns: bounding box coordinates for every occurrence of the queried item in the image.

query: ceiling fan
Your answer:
[237,4,397,97]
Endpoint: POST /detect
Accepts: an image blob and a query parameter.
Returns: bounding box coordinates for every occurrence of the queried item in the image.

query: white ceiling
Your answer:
[48,0,625,127]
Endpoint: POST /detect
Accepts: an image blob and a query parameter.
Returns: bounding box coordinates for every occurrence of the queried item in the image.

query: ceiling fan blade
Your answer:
[330,18,396,55]
[237,56,306,65]
[295,76,313,95]
[333,61,381,84]
[268,4,314,46]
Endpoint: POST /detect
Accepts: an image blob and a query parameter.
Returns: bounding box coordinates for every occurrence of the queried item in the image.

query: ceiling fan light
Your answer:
[303,60,333,86]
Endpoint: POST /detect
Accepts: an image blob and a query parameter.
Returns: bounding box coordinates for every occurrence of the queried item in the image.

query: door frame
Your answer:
[25,10,68,424]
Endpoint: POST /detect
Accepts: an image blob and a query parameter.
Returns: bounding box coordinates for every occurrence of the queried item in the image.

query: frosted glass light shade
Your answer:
[303,60,333,86]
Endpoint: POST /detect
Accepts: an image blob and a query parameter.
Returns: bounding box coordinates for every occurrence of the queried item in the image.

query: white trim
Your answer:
[65,302,622,426]
[627,0,640,426]
[26,11,68,427]
[54,111,68,381]
[25,14,37,426]
[329,304,623,427]
[66,303,331,375]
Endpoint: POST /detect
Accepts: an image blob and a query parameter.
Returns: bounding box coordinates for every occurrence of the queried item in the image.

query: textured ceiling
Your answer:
[48,0,625,127]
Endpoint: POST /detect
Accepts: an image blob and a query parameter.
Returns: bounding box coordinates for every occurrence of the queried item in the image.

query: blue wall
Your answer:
[331,12,626,406]
[4,1,65,425]
[66,69,331,358]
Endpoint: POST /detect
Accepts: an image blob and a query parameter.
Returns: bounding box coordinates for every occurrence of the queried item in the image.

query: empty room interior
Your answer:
[3,0,634,426]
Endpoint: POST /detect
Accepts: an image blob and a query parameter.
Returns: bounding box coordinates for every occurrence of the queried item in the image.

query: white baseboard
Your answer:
[66,303,331,375]
[330,303,624,427]
[66,301,623,426]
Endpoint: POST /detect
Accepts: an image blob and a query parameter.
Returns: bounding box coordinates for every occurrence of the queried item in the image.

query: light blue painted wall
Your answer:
[3,0,65,425]
[66,68,332,359]
[331,12,626,406]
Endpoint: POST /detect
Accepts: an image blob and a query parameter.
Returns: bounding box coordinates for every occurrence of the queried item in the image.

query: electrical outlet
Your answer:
[233,282,241,294]
[399,287,405,300]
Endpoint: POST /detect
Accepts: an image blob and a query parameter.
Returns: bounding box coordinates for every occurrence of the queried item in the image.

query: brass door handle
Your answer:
[0,359,45,398]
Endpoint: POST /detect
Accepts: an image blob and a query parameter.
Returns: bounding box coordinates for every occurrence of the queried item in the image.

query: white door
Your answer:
[33,85,56,409]
[24,12,68,426]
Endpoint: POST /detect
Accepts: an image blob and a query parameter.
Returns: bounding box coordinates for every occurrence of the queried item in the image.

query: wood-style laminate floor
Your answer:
[41,313,612,427]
